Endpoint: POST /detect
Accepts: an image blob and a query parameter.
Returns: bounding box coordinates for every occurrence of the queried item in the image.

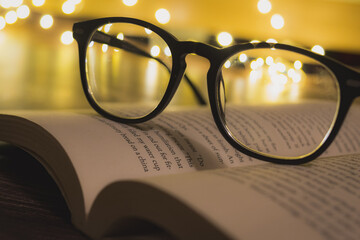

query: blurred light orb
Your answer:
[123,0,137,6]
[257,0,272,14]
[217,32,233,47]
[155,8,171,24]
[150,45,161,57]
[0,0,12,8]
[164,46,171,56]
[102,44,108,52]
[32,0,45,7]
[311,45,325,55]
[266,56,274,65]
[145,28,152,34]
[61,31,73,45]
[117,33,124,40]
[62,1,76,14]
[40,14,53,29]
[224,60,231,69]
[256,57,264,67]
[294,60,302,70]
[12,0,24,8]
[266,38,277,43]
[271,14,284,29]
[69,0,81,4]
[104,24,112,33]
[276,62,286,72]
[0,17,6,30]
[17,5,30,19]
[5,10,17,24]
[239,53,247,63]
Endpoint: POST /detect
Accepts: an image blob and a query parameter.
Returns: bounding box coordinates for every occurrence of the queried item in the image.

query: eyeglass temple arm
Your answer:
[92,31,206,105]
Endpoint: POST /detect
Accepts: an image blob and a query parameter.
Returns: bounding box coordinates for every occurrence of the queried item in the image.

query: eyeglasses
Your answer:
[73,17,360,164]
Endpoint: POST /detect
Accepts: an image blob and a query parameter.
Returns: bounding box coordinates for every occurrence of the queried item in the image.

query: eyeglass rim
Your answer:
[73,17,360,164]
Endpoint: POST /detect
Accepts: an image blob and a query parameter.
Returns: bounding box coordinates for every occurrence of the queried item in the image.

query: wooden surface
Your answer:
[0,143,89,240]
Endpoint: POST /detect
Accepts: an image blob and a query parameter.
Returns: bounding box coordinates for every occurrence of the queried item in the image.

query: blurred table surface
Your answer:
[0,143,89,240]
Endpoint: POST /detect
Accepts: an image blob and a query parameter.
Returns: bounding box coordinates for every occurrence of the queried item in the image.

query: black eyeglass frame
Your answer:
[73,17,360,165]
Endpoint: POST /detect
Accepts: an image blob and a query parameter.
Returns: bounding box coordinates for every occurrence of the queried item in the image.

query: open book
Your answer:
[0,105,359,240]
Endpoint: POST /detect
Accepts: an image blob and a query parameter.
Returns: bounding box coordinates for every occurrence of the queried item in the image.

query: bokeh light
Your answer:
[0,16,5,30]
[61,31,74,45]
[40,14,53,29]
[155,8,170,24]
[5,10,18,24]
[122,0,137,7]
[62,1,75,14]
[271,14,284,29]
[257,0,272,14]
[294,60,302,70]
[217,32,233,47]
[32,0,45,7]
[150,45,161,57]
[239,53,247,63]
[16,5,30,19]
[311,45,325,55]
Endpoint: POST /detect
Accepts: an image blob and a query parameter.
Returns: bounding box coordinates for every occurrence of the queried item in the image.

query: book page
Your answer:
[16,103,360,215]
[143,154,360,240]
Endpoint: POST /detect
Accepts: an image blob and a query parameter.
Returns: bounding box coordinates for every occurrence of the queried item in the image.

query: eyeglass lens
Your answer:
[221,49,339,158]
[86,22,172,119]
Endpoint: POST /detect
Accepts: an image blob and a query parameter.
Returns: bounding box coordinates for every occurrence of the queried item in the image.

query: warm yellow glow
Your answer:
[276,62,286,72]
[0,17,5,30]
[62,1,75,14]
[239,53,247,63]
[250,60,258,70]
[104,24,112,33]
[288,68,302,83]
[145,28,152,34]
[102,44,108,52]
[164,46,171,56]
[294,60,302,70]
[1,0,24,8]
[271,14,284,29]
[145,60,159,96]
[250,40,260,44]
[117,33,124,40]
[256,57,264,67]
[266,56,274,65]
[16,5,30,19]
[250,70,262,83]
[32,0,45,7]
[271,73,288,85]
[0,0,11,8]
[12,0,24,8]
[311,45,325,55]
[217,32,233,47]
[288,68,296,78]
[123,0,137,6]
[40,14,53,29]
[69,0,81,4]
[224,60,231,69]
[61,31,74,45]
[155,8,171,24]
[266,38,277,43]
[5,11,17,24]
[257,0,272,14]
[266,83,285,102]
[150,45,161,57]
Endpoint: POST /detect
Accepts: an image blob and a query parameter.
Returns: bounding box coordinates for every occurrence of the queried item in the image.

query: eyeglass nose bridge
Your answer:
[178,41,222,62]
